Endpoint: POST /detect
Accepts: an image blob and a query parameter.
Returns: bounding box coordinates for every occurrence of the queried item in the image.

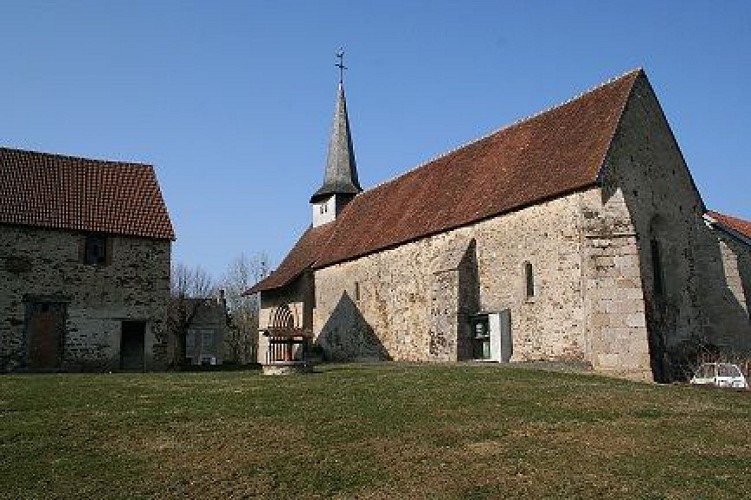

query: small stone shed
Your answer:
[181,293,229,366]
[0,147,175,371]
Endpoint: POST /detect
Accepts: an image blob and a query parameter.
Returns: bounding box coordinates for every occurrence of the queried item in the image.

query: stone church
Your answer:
[249,68,751,381]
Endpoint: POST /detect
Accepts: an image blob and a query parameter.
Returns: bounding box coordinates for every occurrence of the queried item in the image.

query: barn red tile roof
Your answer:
[251,69,642,292]
[0,147,175,240]
[706,210,751,242]
[247,223,336,293]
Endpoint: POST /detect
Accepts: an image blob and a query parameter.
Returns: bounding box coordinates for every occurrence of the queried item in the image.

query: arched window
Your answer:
[524,261,535,299]
[270,304,295,330]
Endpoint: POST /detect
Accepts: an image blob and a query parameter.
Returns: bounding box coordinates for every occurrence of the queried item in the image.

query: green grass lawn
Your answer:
[1,363,750,499]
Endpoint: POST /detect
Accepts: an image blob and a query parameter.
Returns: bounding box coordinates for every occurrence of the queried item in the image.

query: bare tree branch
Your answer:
[168,262,217,367]
[220,252,270,364]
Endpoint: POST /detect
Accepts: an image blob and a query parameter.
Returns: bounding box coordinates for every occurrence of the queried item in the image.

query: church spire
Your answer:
[310,49,362,204]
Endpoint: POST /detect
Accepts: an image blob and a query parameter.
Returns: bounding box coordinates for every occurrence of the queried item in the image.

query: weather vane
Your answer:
[335,47,347,83]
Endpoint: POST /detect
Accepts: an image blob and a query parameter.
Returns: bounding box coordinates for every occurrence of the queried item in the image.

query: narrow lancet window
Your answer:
[524,261,535,299]
[651,239,664,296]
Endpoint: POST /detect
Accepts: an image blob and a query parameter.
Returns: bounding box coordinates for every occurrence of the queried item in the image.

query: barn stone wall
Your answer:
[0,224,171,371]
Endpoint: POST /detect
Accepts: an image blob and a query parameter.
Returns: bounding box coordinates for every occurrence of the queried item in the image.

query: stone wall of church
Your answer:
[313,190,592,364]
[0,225,171,371]
[695,226,751,353]
[586,75,715,380]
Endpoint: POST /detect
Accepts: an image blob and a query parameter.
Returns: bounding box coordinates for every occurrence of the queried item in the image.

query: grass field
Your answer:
[1,363,750,499]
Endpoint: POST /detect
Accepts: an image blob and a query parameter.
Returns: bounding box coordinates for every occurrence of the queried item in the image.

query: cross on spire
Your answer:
[335,47,347,83]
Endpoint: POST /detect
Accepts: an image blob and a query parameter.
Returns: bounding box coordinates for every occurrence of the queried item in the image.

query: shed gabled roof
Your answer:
[251,69,643,293]
[0,147,175,240]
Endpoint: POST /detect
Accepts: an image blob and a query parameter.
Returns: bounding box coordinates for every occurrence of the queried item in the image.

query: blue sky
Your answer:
[2,1,749,279]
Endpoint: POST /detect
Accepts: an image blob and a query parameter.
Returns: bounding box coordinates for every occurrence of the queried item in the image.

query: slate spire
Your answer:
[310,56,362,203]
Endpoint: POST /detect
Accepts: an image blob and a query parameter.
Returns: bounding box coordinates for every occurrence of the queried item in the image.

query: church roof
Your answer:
[705,210,751,243]
[310,82,362,202]
[0,147,175,240]
[247,223,336,293]
[250,69,642,293]
[316,69,641,268]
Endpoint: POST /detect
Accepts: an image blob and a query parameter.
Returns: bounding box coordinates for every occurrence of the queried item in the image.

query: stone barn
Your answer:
[0,148,174,371]
[248,68,751,381]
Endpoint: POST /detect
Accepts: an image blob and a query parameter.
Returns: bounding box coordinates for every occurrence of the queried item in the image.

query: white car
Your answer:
[690,362,748,390]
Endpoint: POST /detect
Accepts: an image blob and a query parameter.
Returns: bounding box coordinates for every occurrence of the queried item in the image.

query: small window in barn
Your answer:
[354,281,361,302]
[84,234,108,265]
[524,261,535,300]
[651,239,664,296]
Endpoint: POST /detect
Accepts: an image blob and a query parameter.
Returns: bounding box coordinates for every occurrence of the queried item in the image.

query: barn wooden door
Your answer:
[25,302,66,370]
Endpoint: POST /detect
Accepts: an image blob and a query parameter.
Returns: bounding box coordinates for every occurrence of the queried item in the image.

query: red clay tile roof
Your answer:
[706,210,751,242]
[252,69,642,292]
[0,147,175,240]
[247,223,336,293]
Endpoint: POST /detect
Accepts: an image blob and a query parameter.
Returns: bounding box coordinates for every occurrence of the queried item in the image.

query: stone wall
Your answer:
[0,224,171,371]
[696,225,751,353]
[589,75,712,380]
[313,190,591,364]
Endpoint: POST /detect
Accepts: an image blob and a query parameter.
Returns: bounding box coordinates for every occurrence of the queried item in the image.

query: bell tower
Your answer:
[311,49,362,227]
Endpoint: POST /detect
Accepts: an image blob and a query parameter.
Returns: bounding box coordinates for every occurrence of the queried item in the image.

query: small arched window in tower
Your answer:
[524,261,535,300]
[651,238,664,296]
[354,281,361,302]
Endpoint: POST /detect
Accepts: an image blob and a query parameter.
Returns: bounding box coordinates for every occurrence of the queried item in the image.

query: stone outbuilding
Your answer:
[0,148,174,371]
[248,68,751,382]
[181,292,229,366]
